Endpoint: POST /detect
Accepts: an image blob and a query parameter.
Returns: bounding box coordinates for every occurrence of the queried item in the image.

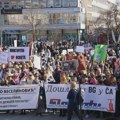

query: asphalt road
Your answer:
[0,110,117,120]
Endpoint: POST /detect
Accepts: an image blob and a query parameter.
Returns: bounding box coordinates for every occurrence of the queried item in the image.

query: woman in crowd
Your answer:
[67,81,81,120]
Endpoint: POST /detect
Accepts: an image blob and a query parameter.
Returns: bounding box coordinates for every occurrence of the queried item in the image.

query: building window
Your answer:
[25,0,32,8]
[54,0,61,7]
[64,30,77,41]
[4,2,10,9]
[62,0,69,7]
[40,0,46,8]
[69,0,77,7]
[47,0,54,8]
[18,0,25,8]
[0,2,3,8]
[32,0,39,8]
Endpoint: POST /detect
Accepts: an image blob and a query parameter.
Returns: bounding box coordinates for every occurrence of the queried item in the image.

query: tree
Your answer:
[24,10,44,42]
[94,5,120,44]
[24,14,40,42]
[112,5,120,36]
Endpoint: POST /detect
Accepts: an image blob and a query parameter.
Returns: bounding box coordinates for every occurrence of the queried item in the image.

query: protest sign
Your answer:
[61,60,78,72]
[75,46,84,53]
[66,55,86,72]
[0,52,8,64]
[33,55,41,69]
[94,45,107,62]
[81,84,116,113]
[45,84,70,109]
[8,47,29,62]
[45,84,116,113]
[0,85,40,110]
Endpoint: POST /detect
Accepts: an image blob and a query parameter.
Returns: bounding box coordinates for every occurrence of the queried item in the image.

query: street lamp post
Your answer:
[77,74,83,120]
[0,30,3,47]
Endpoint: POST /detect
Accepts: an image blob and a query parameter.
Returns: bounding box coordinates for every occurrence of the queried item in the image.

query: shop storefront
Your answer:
[2,31,20,46]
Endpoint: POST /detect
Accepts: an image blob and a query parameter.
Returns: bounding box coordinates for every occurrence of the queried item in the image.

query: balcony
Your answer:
[0,23,85,31]
[23,7,82,14]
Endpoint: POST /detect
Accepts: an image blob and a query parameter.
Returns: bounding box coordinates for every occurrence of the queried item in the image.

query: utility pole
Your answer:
[0,30,2,47]
[77,74,83,120]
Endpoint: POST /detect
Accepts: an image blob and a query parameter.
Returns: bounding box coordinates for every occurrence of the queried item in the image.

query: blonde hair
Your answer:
[70,82,77,89]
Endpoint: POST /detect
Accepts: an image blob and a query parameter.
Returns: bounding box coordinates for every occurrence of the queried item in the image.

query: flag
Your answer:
[94,44,108,62]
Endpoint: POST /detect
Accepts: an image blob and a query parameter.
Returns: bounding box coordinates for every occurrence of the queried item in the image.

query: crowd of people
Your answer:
[0,40,120,119]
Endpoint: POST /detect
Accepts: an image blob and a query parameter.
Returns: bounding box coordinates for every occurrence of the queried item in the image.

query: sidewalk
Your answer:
[0,111,108,120]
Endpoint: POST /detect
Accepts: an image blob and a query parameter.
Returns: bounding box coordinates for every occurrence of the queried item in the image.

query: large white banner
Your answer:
[45,84,116,112]
[45,84,70,109]
[0,85,40,110]
[0,52,8,64]
[8,47,29,62]
[81,85,116,113]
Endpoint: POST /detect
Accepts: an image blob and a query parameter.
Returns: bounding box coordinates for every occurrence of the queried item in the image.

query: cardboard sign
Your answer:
[8,47,29,62]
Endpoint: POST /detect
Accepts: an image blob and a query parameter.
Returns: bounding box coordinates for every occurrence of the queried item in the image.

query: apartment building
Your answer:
[92,0,117,21]
[81,0,117,33]
[0,0,85,46]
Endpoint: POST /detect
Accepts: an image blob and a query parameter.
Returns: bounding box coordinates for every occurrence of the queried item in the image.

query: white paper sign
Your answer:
[34,55,41,69]
[8,47,29,62]
[76,46,84,53]
[0,52,8,64]
[0,85,40,110]
[14,40,17,47]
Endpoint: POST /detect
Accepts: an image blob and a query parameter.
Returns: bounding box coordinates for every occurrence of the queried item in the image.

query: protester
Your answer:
[67,82,81,120]
[0,40,119,119]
